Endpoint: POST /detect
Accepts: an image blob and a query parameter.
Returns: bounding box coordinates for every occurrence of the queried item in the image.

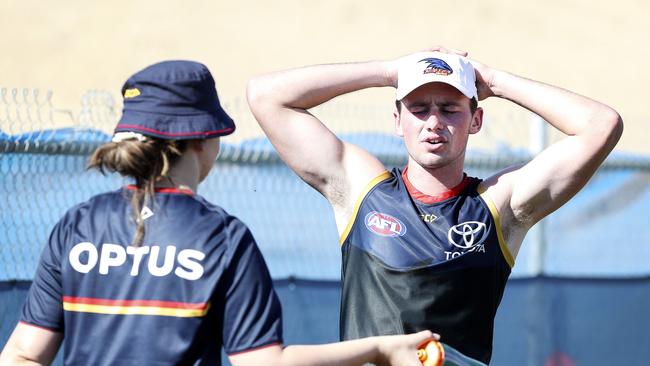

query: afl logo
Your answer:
[365,211,407,237]
[447,221,487,249]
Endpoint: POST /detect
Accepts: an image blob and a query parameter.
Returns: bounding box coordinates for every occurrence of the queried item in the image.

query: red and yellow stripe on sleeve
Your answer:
[62,296,210,318]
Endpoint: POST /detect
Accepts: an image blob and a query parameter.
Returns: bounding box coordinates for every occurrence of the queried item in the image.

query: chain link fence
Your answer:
[1,87,649,282]
[2,87,650,366]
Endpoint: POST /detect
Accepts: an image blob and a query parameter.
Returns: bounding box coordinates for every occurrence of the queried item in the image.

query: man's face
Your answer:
[394,82,482,170]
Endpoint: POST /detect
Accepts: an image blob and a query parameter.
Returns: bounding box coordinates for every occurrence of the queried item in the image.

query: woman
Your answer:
[0,60,434,366]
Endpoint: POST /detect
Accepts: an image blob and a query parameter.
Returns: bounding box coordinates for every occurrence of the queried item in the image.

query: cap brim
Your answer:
[116,108,235,140]
[396,78,476,101]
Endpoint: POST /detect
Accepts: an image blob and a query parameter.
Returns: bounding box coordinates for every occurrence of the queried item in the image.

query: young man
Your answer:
[246,47,623,363]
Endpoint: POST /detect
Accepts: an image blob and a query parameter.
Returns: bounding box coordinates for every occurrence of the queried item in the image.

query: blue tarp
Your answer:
[2,278,649,366]
[8,128,111,144]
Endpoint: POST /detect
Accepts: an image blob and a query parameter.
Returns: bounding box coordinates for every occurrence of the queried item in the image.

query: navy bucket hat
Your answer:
[114,60,235,140]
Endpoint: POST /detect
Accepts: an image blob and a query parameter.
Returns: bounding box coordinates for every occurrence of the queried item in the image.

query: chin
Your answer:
[415,158,446,170]
[415,147,465,168]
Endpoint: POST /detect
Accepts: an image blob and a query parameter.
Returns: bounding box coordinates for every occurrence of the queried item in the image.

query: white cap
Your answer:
[395,52,477,101]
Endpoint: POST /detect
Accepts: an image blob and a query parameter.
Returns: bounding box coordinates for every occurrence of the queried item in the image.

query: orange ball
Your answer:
[417,340,445,366]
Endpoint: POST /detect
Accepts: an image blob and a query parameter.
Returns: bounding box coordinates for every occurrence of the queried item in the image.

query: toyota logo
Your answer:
[447,221,487,249]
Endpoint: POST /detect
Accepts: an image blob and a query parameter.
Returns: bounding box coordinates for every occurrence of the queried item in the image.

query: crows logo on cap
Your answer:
[419,58,453,76]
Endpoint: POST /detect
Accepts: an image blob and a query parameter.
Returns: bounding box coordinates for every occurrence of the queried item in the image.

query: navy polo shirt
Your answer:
[21,187,283,365]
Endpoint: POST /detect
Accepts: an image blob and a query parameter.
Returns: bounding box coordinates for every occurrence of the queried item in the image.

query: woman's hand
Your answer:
[375,330,440,366]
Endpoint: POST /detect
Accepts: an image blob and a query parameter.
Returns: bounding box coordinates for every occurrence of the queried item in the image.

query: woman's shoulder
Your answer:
[59,189,125,217]
[181,194,251,231]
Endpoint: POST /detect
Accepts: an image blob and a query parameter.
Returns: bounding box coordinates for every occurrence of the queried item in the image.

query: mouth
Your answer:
[422,136,447,145]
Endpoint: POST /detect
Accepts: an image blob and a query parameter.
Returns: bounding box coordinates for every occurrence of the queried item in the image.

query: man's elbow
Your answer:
[602,108,624,147]
[245,77,265,113]
[246,77,281,123]
[588,106,623,150]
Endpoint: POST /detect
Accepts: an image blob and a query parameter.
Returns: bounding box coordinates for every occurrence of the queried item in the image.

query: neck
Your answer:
[405,156,466,196]
[155,152,201,193]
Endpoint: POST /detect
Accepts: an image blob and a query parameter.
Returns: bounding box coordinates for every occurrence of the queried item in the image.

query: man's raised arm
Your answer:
[475,59,624,257]
[246,61,391,205]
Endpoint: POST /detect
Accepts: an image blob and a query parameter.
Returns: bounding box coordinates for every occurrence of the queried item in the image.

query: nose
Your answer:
[424,112,444,131]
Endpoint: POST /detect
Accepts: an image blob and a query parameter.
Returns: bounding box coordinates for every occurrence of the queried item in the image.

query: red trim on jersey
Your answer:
[227,342,283,356]
[401,167,471,204]
[155,187,194,195]
[125,185,194,195]
[62,296,208,310]
[116,124,233,137]
[19,320,61,333]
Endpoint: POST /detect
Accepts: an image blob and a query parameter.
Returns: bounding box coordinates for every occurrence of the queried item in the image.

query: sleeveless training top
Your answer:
[340,168,513,364]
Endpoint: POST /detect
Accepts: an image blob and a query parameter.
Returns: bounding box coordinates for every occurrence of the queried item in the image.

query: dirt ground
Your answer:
[1,0,647,153]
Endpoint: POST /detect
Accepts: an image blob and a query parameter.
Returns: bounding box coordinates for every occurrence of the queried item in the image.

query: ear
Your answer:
[469,107,483,135]
[394,108,404,137]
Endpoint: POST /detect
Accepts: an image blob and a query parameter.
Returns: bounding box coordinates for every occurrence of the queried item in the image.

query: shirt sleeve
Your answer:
[221,219,283,355]
[20,220,66,332]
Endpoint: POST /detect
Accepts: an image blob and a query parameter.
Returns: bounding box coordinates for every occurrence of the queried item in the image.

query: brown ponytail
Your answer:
[88,137,188,246]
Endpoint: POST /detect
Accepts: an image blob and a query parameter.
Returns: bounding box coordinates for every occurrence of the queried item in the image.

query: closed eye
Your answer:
[406,103,430,115]
[439,103,462,114]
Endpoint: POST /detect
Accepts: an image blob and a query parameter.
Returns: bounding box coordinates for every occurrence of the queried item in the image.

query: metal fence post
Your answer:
[529,115,548,276]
